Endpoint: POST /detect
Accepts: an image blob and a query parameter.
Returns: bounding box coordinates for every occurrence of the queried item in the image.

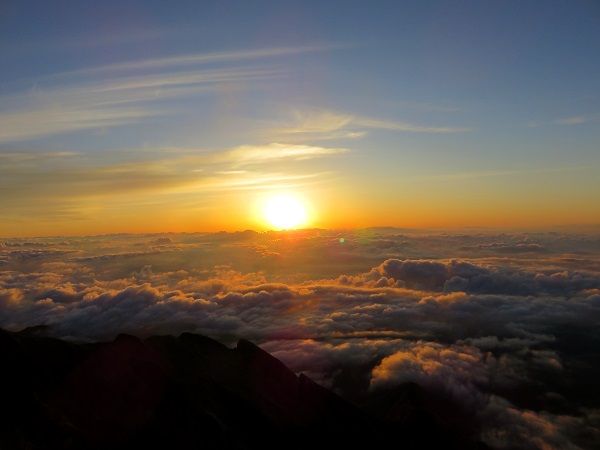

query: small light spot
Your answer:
[339,237,345,243]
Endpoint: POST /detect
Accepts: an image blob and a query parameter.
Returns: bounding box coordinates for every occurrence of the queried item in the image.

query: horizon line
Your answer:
[2,223,600,240]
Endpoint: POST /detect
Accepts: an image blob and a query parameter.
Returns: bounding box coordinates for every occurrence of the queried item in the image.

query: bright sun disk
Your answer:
[264,195,307,230]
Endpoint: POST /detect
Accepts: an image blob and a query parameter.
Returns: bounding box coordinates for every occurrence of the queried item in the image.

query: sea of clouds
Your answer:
[1,228,599,449]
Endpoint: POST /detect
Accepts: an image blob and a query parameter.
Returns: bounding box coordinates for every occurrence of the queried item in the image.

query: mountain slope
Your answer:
[0,327,488,449]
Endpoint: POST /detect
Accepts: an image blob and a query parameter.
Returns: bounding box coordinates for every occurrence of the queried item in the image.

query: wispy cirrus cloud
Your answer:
[218,143,349,166]
[0,142,348,221]
[353,116,472,133]
[0,106,158,143]
[209,171,329,192]
[279,110,354,135]
[73,44,345,75]
[0,45,343,144]
[0,68,283,144]
[555,115,588,125]
[270,108,472,142]
[524,114,595,128]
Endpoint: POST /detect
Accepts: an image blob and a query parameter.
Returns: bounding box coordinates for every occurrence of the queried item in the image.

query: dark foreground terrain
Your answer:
[1,327,488,450]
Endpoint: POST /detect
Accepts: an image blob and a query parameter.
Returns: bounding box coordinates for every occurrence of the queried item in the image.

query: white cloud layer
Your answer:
[1,229,599,449]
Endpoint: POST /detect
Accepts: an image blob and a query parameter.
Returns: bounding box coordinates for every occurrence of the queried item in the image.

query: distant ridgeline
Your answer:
[0,327,488,450]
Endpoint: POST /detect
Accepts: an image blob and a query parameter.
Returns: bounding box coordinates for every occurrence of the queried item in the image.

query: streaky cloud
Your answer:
[72,44,347,75]
[271,108,471,141]
[0,66,284,143]
[555,116,588,125]
[220,143,349,166]
[354,116,473,133]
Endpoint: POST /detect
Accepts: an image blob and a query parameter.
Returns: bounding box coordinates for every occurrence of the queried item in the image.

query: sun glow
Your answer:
[264,194,307,230]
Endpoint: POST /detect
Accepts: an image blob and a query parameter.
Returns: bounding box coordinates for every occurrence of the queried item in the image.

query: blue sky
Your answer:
[1,0,599,236]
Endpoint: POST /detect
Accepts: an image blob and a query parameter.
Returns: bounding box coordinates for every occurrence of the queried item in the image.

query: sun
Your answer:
[264,194,307,230]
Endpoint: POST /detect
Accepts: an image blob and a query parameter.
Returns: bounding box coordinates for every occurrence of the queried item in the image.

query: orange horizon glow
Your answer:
[0,161,599,239]
[2,203,599,239]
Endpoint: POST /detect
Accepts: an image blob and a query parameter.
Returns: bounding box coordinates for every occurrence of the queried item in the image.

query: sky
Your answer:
[1,0,599,237]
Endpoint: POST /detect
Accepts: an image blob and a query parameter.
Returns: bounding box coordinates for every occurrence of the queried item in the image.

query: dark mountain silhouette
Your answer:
[0,327,489,449]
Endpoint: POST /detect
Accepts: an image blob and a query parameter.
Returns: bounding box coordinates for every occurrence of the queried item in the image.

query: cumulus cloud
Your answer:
[1,229,599,449]
[345,257,600,297]
[69,249,172,262]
